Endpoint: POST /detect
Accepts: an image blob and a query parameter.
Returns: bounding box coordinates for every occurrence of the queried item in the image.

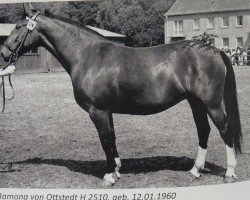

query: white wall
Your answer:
[165,10,250,49]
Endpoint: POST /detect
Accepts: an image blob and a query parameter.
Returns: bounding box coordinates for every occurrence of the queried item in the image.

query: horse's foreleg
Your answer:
[89,107,120,186]
[188,98,210,178]
[207,106,237,183]
[108,114,122,179]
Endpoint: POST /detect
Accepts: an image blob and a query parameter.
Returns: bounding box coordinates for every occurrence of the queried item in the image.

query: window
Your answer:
[223,38,229,48]
[174,20,184,35]
[193,19,200,30]
[236,16,243,26]
[236,37,243,48]
[222,17,229,27]
[207,18,214,29]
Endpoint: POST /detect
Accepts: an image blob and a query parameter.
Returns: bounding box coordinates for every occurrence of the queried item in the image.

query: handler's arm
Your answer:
[0,64,16,77]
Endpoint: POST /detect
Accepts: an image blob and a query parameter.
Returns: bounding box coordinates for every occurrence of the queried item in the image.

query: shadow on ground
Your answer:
[5,156,226,179]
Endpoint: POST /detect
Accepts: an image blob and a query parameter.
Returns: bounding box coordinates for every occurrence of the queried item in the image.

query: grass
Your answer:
[0,66,249,188]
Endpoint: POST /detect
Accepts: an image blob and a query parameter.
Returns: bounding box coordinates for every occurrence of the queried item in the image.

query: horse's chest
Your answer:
[71,72,112,111]
[71,77,93,111]
[72,88,90,111]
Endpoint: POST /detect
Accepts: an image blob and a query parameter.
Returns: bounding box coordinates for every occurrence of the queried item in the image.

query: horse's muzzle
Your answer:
[1,46,12,62]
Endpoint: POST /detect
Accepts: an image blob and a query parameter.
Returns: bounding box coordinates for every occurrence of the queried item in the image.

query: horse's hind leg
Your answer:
[89,106,120,186]
[207,105,237,183]
[188,98,210,178]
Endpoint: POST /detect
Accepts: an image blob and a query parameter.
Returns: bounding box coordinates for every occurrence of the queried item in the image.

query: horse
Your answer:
[1,3,242,186]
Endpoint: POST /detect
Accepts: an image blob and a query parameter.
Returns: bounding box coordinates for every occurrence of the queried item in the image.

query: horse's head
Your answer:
[1,3,41,62]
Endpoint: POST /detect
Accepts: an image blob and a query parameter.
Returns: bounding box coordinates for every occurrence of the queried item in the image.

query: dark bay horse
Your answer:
[1,4,242,186]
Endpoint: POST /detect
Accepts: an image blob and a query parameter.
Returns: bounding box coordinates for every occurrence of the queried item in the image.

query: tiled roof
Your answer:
[165,0,250,16]
[0,24,15,36]
[86,26,126,38]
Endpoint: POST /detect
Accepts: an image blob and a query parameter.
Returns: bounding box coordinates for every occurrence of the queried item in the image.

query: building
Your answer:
[0,24,126,73]
[164,0,250,49]
[86,26,126,45]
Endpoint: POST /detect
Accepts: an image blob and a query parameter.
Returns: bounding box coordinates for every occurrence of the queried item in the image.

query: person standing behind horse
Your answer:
[225,49,231,59]
[235,47,241,66]
[242,49,247,65]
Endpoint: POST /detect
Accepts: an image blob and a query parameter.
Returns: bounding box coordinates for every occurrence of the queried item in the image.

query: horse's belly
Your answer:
[113,99,185,115]
[113,89,185,115]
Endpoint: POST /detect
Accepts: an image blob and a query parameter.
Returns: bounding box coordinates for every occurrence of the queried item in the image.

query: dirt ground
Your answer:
[0,66,249,188]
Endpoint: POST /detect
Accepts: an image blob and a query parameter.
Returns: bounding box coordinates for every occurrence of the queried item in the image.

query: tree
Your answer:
[64,1,100,26]
[0,4,23,23]
[97,0,176,47]
[144,0,176,46]
[0,2,69,23]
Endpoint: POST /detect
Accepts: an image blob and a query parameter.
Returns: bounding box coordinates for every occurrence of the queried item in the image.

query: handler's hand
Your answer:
[0,64,16,76]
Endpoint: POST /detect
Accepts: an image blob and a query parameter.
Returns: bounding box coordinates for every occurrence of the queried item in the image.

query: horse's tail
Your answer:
[220,51,242,154]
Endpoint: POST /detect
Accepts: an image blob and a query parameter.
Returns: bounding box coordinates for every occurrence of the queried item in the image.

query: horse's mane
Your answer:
[44,10,106,39]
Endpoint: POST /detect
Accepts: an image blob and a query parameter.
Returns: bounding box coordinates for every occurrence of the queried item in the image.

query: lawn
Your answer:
[0,66,249,188]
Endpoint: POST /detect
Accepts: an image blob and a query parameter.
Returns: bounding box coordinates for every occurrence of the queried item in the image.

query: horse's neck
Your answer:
[37,16,101,74]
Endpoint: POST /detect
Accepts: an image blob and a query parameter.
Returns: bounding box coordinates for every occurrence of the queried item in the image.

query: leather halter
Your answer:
[1,11,40,113]
[8,11,41,63]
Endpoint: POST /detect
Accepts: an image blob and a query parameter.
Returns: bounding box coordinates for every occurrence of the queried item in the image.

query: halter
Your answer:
[11,11,41,63]
[0,11,40,113]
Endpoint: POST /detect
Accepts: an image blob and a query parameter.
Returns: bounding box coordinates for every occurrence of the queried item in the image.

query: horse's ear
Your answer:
[23,3,36,17]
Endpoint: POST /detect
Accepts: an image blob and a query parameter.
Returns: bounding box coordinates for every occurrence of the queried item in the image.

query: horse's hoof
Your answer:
[224,176,237,183]
[101,179,114,187]
[114,172,121,181]
[102,173,115,187]
[189,173,201,181]
[189,167,201,179]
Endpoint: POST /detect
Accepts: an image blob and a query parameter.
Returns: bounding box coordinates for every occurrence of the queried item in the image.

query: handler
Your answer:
[0,63,16,171]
